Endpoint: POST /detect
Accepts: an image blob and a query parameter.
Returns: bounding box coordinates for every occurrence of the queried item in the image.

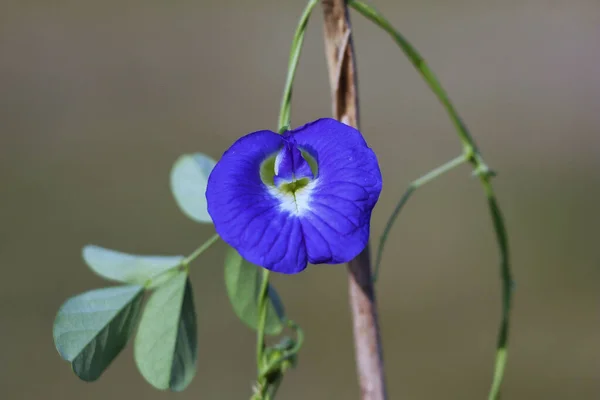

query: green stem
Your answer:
[286,319,305,353]
[348,0,480,158]
[259,320,305,378]
[251,2,319,398]
[278,0,319,130]
[256,268,271,370]
[481,183,511,400]
[182,233,220,265]
[373,154,467,282]
[349,2,513,399]
[252,0,318,400]
[252,268,271,400]
[266,376,283,399]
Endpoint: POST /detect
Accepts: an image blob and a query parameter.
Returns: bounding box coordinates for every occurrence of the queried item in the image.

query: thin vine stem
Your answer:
[259,320,305,378]
[348,1,513,399]
[278,0,319,129]
[183,233,220,265]
[253,1,319,398]
[266,376,283,399]
[256,268,271,370]
[143,235,220,288]
[373,154,468,282]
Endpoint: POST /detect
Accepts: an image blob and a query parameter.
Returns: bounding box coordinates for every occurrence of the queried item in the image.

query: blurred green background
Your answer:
[1,0,599,399]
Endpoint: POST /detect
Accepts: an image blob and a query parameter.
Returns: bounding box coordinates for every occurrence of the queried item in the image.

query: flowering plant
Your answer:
[52,1,512,399]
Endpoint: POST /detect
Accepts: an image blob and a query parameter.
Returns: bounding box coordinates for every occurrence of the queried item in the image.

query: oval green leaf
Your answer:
[224,247,285,335]
[170,153,217,223]
[134,272,197,391]
[53,285,144,381]
[82,246,184,288]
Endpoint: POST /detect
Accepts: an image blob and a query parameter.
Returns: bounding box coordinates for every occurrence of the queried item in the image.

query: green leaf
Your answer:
[83,245,184,288]
[134,271,197,391]
[224,247,285,335]
[170,153,217,223]
[53,285,144,381]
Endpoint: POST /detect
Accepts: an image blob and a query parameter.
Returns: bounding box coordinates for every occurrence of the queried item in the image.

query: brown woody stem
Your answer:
[320,1,387,399]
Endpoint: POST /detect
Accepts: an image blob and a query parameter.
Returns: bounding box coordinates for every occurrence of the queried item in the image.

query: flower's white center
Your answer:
[268,179,317,216]
[260,142,319,217]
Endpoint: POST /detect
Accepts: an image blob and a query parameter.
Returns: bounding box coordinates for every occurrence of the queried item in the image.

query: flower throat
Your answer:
[260,139,318,194]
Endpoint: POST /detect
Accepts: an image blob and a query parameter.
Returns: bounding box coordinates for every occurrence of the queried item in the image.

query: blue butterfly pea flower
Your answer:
[206,118,382,274]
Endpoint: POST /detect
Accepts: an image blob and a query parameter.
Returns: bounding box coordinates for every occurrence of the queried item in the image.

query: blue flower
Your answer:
[206,118,382,274]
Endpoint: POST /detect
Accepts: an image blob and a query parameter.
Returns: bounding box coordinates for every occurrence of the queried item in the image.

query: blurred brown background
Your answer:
[1,0,599,399]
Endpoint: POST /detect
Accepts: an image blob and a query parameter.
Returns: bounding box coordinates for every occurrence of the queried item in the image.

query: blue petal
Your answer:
[273,138,313,187]
[206,130,308,274]
[290,118,382,264]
